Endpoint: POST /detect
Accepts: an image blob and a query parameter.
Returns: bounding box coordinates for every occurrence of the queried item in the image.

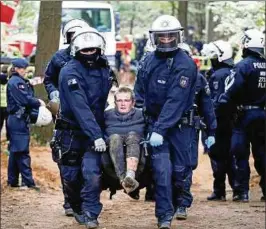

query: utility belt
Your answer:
[237,105,265,111]
[50,129,83,166]
[10,107,31,122]
[55,118,81,131]
[146,107,205,129]
[178,116,206,130]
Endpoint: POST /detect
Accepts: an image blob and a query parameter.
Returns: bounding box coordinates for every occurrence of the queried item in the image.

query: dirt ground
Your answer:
[1,138,265,229]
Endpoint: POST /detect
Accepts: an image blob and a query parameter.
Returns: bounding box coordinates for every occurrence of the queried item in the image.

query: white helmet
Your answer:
[144,38,155,52]
[149,15,183,52]
[241,29,265,56]
[62,19,89,44]
[178,43,192,56]
[205,40,233,65]
[35,106,52,127]
[70,27,106,56]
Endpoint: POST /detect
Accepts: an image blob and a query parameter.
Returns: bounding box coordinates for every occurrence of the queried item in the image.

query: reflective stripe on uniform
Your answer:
[0,84,7,107]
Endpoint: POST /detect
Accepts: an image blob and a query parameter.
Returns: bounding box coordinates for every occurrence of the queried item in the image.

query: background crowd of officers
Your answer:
[1,14,265,229]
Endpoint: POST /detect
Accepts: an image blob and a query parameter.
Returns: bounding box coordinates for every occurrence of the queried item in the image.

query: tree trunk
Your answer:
[178,1,188,39]
[32,1,62,144]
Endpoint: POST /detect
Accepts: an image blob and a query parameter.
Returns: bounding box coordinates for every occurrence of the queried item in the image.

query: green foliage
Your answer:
[112,1,172,37]
[17,1,40,33]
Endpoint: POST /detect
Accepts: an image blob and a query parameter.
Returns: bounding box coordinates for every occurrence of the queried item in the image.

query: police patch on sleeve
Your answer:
[67,78,79,91]
[213,81,219,90]
[179,76,189,88]
[17,83,25,90]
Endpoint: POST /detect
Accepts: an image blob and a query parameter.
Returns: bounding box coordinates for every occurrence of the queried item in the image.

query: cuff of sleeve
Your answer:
[152,124,166,137]
[207,129,216,136]
[91,132,103,141]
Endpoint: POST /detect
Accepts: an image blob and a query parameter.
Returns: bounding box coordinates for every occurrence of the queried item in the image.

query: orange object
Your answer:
[116,41,132,52]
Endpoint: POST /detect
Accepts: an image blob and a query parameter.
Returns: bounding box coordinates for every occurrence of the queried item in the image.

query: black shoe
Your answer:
[233,193,249,202]
[174,207,187,220]
[84,211,99,229]
[65,207,74,216]
[261,196,265,202]
[28,185,41,191]
[207,192,226,201]
[7,183,20,188]
[158,221,171,229]
[74,212,86,225]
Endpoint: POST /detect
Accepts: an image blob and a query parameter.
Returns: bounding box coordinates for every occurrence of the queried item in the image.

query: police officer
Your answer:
[134,15,197,229]
[44,18,88,217]
[175,43,217,219]
[44,19,89,114]
[219,29,265,202]
[6,58,45,189]
[203,40,237,201]
[56,27,112,228]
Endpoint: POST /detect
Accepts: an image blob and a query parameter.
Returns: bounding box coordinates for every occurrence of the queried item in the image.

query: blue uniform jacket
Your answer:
[209,66,233,116]
[44,47,72,98]
[7,73,40,114]
[134,50,197,136]
[195,73,217,136]
[220,55,266,107]
[59,58,112,141]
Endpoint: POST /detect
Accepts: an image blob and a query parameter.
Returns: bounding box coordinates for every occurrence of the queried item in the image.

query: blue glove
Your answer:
[205,136,215,149]
[149,132,163,147]
[50,90,59,100]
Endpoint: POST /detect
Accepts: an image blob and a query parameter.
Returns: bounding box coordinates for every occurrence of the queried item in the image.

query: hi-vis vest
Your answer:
[0,84,7,107]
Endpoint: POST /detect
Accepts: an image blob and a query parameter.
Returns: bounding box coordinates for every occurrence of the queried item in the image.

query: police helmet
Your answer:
[149,15,184,52]
[62,19,89,44]
[205,40,233,65]
[178,43,192,56]
[30,106,52,127]
[241,29,265,56]
[11,58,29,69]
[70,27,106,57]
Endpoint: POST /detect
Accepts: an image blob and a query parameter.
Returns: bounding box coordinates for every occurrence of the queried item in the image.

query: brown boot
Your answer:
[122,170,139,193]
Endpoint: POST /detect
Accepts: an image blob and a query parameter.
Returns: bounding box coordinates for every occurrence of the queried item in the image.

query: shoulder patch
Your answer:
[213,81,219,90]
[17,83,25,90]
[67,78,79,91]
[179,76,189,88]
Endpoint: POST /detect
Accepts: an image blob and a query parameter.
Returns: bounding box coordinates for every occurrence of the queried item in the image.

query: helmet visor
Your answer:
[150,31,182,52]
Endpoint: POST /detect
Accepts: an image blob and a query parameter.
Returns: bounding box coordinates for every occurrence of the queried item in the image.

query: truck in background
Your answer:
[61,1,117,68]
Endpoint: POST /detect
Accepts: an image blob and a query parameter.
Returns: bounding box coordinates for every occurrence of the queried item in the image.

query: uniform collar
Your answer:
[12,72,29,82]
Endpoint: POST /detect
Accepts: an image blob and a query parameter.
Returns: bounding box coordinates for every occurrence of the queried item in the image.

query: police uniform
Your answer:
[7,59,40,187]
[208,64,236,199]
[220,52,266,200]
[44,47,72,98]
[134,49,197,224]
[176,71,217,218]
[57,57,112,222]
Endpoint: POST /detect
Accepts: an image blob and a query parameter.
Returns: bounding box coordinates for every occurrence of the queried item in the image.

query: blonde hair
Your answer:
[114,86,135,101]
